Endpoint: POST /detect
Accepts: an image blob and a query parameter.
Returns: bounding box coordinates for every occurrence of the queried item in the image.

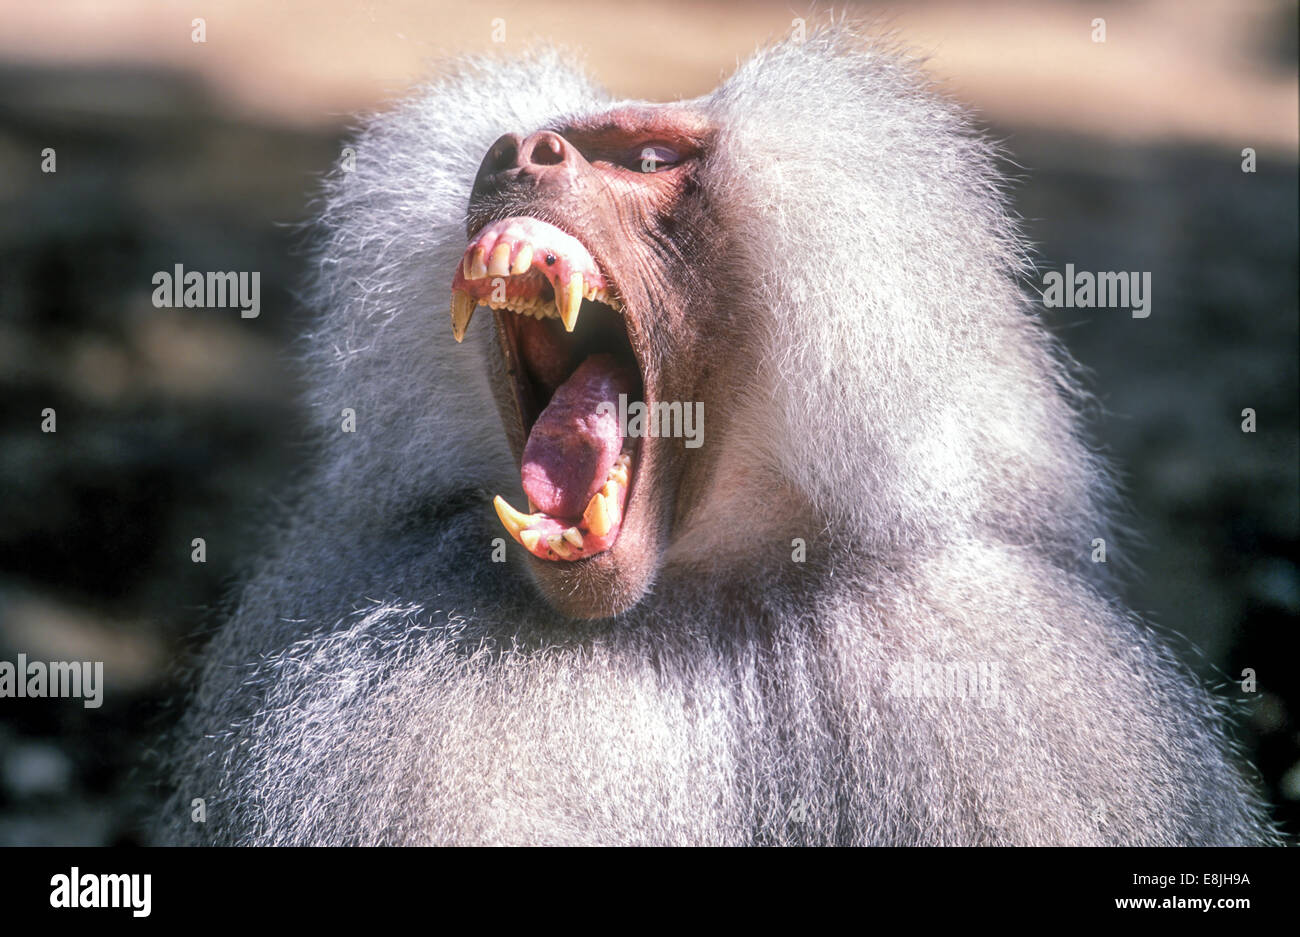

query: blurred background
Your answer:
[0,0,1295,845]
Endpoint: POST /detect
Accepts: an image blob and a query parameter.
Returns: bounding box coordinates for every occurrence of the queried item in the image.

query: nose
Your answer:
[472,131,576,200]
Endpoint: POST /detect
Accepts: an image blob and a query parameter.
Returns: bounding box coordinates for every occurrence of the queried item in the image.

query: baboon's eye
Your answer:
[626,144,681,173]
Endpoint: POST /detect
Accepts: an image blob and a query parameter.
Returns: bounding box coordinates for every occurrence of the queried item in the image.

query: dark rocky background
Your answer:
[0,59,1295,844]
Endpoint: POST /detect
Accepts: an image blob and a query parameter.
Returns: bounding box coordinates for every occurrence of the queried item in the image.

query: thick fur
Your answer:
[159,27,1277,845]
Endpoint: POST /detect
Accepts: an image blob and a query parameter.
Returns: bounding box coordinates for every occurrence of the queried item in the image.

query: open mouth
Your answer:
[449,217,643,562]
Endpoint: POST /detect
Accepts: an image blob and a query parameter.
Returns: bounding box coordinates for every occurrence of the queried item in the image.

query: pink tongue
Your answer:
[522,353,636,519]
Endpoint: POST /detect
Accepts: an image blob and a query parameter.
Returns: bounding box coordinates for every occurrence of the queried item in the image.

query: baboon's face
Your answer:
[449,105,720,618]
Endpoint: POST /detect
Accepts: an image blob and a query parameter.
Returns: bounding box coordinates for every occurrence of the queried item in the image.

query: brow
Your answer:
[553,106,711,149]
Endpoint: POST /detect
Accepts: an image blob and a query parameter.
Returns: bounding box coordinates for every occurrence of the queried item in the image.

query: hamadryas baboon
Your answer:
[160,25,1278,846]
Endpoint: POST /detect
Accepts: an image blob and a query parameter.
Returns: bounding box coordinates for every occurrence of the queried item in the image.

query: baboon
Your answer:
[160,25,1278,845]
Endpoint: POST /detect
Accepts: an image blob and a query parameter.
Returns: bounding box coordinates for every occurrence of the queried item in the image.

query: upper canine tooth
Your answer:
[487,242,512,277]
[450,290,476,342]
[510,244,533,275]
[557,274,583,332]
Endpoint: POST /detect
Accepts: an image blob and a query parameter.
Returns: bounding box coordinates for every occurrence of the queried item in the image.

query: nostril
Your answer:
[517,131,569,169]
[485,134,521,174]
[528,133,565,167]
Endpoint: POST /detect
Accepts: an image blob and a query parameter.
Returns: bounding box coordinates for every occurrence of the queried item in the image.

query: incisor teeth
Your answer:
[547,534,573,559]
[510,244,533,275]
[487,242,511,277]
[557,274,583,332]
[584,492,612,537]
[450,291,475,342]
[562,527,583,547]
[468,247,488,279]
[520,529,541,551]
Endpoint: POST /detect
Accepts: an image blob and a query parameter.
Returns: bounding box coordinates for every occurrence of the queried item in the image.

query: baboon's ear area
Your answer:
[698,26,1019,319]
[687,27,1104,558]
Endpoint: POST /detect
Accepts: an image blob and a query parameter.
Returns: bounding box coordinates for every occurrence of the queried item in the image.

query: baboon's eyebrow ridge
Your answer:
[551,105,711,152]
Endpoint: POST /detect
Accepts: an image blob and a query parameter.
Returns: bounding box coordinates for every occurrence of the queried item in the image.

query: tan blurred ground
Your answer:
[1,0,1296,149]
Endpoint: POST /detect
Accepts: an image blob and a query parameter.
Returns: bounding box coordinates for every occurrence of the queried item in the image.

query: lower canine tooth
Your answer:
[450,290,475,342]
[493,495,538,539]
